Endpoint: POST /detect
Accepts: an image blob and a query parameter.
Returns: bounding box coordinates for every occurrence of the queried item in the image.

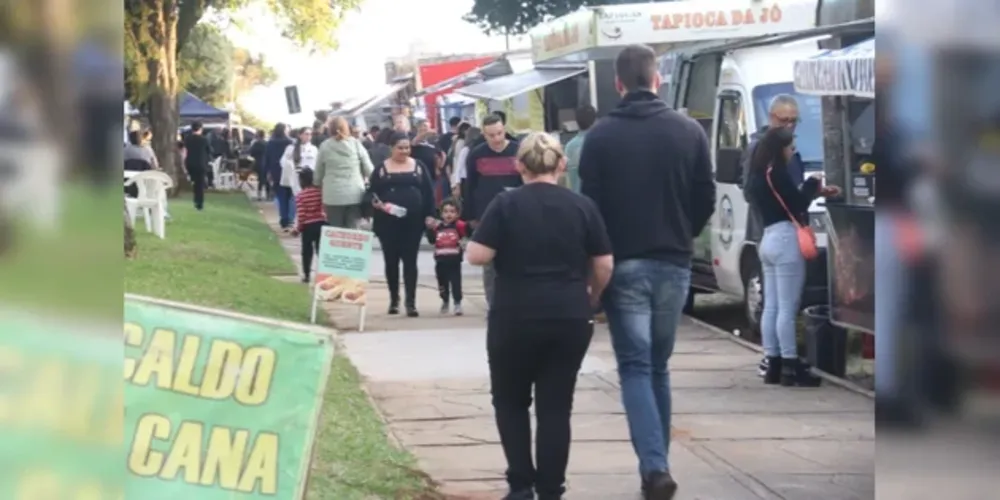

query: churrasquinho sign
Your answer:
[124,295,335,499]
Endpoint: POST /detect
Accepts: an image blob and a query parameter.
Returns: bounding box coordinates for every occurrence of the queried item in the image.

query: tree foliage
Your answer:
[465,0,676,36]
[174,24,280,108]
[125,0,361,195]
[178,23,235,106]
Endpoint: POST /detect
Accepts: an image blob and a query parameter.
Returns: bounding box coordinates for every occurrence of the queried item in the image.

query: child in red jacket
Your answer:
[426,199,467,315]
[292,169,326,283]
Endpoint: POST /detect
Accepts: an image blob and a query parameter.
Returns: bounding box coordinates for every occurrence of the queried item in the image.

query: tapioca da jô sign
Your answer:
[652,3,784,31]
[124,296,334,499]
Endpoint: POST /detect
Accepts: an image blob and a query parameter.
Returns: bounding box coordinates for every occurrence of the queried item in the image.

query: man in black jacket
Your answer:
[183,121,213,210]
[579,44,715,500]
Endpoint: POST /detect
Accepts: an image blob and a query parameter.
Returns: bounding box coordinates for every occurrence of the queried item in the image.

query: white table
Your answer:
[124,170,140,180]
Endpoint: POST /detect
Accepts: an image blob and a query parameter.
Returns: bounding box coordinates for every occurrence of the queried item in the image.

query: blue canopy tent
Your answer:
[793,38,874,98]
[179,92,229,120]
[125,92,229,120]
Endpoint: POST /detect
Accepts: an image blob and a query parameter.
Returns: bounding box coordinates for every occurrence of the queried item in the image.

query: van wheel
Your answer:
[683,288,695,314]
[743,261,763,334]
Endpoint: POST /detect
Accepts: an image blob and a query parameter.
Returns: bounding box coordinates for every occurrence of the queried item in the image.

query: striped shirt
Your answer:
[295,187,326,232]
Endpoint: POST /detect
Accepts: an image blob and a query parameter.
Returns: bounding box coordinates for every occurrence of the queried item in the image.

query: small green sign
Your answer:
[124,295,335,499]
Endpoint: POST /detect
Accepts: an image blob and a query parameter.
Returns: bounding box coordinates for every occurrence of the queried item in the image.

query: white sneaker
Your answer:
[453,303,463,316]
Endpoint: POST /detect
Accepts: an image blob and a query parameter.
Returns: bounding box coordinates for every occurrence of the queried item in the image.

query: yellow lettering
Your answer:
[201,427,251,488]
[160,421,203,484]
[123,322,143,380]
[128,414,170,476]
[234,347,276,406]
[237,432,279,494]
[172,335,202,397]
[131,329,176,389]
[199,340,242,400]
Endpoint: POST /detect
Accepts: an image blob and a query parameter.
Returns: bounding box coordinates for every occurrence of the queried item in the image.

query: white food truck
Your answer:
[522,0,834,330]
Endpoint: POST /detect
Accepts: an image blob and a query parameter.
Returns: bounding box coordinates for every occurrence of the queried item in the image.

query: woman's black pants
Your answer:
[375,215,423,307]
[487,315,594,497]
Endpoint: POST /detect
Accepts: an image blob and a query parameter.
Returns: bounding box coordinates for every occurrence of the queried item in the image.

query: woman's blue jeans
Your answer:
[759,221,806,359]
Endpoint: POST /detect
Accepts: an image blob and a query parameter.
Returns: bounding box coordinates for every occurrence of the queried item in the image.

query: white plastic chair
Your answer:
[124,171,173,239]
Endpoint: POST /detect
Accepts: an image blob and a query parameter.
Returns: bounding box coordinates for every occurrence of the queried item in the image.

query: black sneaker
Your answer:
[758,356,769,378]
[502,489,534,500]
[301,275,310,283]
[388,300,400,315]
[643,470,677,499]
[406,306,419,318]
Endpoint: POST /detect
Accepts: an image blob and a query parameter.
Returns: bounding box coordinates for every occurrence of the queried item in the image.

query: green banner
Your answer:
[124,295,335,499]
[0,310,122,499]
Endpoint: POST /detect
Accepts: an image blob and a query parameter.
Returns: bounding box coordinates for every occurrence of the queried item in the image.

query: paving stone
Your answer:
[391,413,632,447]
[377,388,622,421]
[415,441,718,482]
[366,372,617,399]
[563,472,766,500]
[671,387,873,414]
[343,328,612,381]
[701,440,875,475]
[258,197,877,500]
[750,473,875,500]
[672,412,875,441]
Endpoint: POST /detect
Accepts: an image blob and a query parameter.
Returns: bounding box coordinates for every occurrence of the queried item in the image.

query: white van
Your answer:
[670,38,830,331]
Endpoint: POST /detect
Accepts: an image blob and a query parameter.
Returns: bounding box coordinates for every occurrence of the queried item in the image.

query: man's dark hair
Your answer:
[127,130,141,146]
[448,116,462,128]
[615,44,658,92]
[370,125,380,135]
[190,121,203,132]
[493,110,507,125]
[255,129,265,139]
[576,104,597,131]
[482,114,503,128]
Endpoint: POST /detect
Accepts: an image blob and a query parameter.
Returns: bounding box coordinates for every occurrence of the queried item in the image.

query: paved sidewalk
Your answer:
[255,197,875,499]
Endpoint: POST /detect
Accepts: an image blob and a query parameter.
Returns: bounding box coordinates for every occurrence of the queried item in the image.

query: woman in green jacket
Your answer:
[315,116,376,228]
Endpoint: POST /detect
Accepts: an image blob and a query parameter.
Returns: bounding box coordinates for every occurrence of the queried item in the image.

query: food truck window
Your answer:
[716,92,747,150]
[751,82,824,168]
[683,54,721,120]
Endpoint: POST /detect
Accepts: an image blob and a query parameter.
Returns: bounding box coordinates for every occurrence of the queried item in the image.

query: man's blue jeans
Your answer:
[274,184,296,228]
[602,258,691,476]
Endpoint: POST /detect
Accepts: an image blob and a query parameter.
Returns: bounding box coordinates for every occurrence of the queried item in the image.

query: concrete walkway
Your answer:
[255,198,875,499]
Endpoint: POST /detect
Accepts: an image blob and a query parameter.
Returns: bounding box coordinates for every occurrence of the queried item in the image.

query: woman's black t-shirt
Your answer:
[368,160,435,221]
[471,183,612,319]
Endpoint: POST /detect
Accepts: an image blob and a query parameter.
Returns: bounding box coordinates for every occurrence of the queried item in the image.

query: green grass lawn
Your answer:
[126,192,440,500]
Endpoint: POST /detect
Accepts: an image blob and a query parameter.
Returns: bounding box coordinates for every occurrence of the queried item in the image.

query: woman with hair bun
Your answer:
[465,132,614,500]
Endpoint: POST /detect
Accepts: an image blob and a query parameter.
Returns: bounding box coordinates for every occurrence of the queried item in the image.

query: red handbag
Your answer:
[766,166,819,260]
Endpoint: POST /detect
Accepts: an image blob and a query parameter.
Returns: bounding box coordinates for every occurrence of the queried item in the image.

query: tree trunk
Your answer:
[143,0,182,197]
[124,199,137,258]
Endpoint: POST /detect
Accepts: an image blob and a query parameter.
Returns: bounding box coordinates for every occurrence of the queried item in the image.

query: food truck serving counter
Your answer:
[794,36,875,334]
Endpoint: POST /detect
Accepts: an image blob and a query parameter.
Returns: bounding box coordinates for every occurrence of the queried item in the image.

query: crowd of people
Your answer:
[124,41,842,500]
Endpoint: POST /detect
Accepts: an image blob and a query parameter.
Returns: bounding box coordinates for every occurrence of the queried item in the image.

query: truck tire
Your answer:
[743,260,764,334]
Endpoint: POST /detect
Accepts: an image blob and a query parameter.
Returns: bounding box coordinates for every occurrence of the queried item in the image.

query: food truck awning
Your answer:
[530,0,821,64]
[793,37,874,98]
[337,81,410,117]
[455,66,587,101]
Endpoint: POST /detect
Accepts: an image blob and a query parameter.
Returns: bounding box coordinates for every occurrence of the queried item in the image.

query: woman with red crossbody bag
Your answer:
[745,127,841,387]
